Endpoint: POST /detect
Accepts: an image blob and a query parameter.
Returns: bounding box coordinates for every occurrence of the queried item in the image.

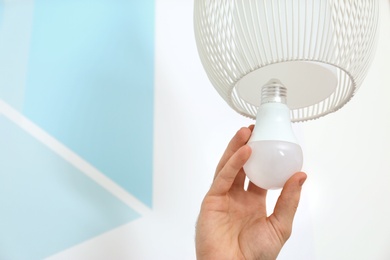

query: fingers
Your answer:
[209,145,252,196]
[247,181,267,197]
[214,127,252,179]
[269,172,307,241]
[231,169,247,190]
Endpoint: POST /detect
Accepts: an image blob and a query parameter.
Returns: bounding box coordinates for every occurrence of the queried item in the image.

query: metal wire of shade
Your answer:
[194,0,379,122]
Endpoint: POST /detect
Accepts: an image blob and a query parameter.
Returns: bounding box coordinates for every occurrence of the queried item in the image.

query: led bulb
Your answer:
[243,79,303,190]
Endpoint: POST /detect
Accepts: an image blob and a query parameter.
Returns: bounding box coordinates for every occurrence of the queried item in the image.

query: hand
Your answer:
[196,126,307,260]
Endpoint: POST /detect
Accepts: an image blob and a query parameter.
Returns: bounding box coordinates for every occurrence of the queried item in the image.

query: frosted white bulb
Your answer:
[243,80,303,190]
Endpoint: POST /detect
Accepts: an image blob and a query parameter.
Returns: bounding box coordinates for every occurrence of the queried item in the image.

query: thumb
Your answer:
[270,172,307,241]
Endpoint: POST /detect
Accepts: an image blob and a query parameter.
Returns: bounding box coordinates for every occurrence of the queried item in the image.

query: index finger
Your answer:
[209,145,252,196]
[214,126,253,179]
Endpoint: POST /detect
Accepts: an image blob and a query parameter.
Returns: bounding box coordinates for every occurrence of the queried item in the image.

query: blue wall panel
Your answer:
[0,116,140,259]
[23,0,155,207]
[0,0,154,258]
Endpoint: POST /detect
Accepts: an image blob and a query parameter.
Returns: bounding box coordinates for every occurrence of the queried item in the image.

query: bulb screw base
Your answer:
[261,79,287,105]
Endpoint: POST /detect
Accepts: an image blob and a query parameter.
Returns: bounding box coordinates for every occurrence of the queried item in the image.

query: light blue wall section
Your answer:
[23,0,154,207]
[0,116,140,260]
[0,0,155,258]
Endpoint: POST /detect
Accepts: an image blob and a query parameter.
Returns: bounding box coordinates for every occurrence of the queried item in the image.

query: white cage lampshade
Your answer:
[194,0,379,122]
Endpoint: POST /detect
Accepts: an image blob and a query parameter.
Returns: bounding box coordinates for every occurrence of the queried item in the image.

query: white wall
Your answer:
[48,1,390,259]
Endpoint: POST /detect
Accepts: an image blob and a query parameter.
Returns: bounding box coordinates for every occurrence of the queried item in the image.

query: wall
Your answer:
[0,0,389,259]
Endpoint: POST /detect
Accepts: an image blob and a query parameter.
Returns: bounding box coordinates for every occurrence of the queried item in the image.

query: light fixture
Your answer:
[194,0,379,189]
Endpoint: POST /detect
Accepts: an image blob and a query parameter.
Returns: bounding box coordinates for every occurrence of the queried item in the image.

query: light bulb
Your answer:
[243,79,303,190]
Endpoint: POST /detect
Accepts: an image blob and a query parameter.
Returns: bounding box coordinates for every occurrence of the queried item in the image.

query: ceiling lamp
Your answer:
[194,0,379,189]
